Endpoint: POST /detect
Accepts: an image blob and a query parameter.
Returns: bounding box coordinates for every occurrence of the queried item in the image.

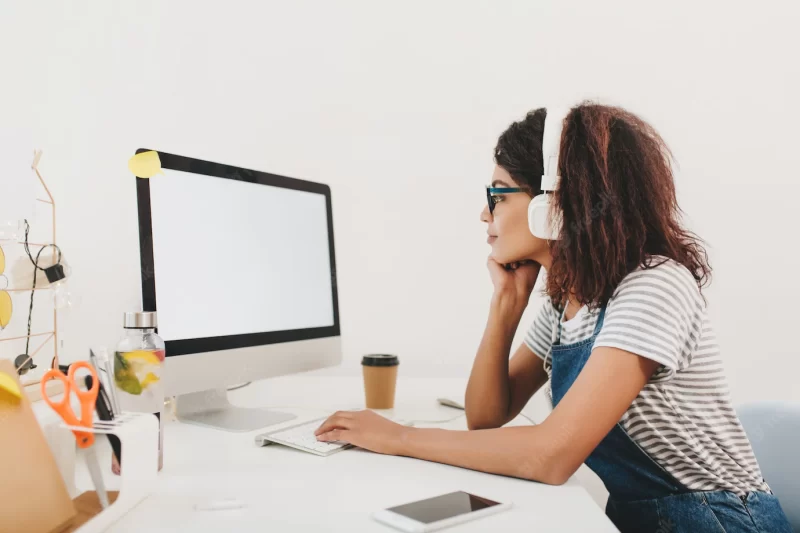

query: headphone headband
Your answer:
[541,107,570,193]
[528,106,571,240]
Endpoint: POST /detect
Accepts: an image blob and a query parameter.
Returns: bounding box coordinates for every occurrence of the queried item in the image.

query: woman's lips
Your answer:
[487,235,497,244]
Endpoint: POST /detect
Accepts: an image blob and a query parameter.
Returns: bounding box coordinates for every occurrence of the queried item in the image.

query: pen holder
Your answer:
[61,412,158,533]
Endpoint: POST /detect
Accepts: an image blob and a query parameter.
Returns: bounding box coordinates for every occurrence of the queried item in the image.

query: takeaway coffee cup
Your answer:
[361,354,399,409]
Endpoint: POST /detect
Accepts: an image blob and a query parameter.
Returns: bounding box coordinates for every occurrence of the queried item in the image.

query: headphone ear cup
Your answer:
[528,195,550,239]
[528,195,562,240]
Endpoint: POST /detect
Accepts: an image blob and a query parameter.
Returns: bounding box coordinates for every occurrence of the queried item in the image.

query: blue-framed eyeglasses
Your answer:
[485,186,525,214]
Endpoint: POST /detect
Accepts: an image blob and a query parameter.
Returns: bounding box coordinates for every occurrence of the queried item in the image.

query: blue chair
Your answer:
[737,402,800,531]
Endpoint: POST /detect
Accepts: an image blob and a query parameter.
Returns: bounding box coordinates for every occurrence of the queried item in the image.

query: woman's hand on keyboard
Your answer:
[314,410,411,456]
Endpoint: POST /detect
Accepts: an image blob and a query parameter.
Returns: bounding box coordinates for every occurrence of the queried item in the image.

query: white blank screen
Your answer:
[148,169,335,341]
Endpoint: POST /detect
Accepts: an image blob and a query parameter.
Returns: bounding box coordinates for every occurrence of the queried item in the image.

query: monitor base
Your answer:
[175,388,296,432]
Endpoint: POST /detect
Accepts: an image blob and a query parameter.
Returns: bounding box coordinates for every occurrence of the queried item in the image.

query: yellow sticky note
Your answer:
[0,371,22,403]
[128,151,164,178]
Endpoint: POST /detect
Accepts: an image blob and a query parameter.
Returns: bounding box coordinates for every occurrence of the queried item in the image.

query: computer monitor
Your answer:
[135,149,342,432]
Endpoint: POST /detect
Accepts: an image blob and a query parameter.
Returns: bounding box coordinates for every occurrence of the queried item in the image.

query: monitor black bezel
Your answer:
[135,149,341,357]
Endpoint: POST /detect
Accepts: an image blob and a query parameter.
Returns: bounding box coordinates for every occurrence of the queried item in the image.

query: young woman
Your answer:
[315,103,792,532]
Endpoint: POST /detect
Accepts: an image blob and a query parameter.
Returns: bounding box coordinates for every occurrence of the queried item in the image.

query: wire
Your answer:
[405,413,466,425]
[22,220,60,270]
[25,248,41,356]
[227,382,252,391]
[245,406,467,427]
[23,221,37,268]
[240,406,534,427]
[16,220,62,373]
[403,411,538,426]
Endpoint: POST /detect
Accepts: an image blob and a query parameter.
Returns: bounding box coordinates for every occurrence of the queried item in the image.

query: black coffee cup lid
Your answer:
[361,354,399,367]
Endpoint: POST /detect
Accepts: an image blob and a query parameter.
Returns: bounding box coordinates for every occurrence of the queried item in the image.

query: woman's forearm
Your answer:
[464,295,525,430]
[399,424,567,485]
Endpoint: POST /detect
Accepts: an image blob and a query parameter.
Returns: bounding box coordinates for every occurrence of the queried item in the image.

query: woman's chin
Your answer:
[491,240,544,265]
[490,249,523,265]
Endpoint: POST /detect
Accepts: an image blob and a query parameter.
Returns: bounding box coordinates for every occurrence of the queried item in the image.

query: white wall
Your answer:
[2,0,799,410]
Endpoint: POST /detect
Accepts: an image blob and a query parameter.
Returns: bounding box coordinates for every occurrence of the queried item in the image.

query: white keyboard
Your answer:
[255,414,413,457]
[254,416,354,456]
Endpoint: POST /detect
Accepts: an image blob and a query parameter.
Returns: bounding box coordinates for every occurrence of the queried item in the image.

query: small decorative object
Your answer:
[14,354,36,375]
[0,220,23,242]
[44,261,78,310]
[0,246,12,331]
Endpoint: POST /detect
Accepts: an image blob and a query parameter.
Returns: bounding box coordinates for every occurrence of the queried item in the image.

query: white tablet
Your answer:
[372,491,511,532]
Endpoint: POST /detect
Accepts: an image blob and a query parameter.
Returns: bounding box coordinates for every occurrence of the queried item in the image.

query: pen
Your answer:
[105,357,121,414]
[91,349,121,415]
[89,350,115,415]
[84,374,122,466]
[88,350,102,383]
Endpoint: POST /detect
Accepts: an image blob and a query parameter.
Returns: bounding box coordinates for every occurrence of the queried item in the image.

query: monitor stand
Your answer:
[175,389,296,432]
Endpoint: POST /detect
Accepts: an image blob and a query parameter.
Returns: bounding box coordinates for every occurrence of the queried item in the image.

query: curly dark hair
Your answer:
[494,102,711,307]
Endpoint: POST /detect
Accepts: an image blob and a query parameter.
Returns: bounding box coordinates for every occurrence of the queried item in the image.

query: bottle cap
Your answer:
[123,311,157,329]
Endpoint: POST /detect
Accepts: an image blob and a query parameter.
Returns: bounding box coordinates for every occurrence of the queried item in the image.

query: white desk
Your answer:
[99,375,616,532]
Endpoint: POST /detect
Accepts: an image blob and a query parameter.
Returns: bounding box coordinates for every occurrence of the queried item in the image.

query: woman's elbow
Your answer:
[465,411,504,431]
[516,447,579,485]
[537,464,575,486]
[518,460,575,485]
[466,419,499,431]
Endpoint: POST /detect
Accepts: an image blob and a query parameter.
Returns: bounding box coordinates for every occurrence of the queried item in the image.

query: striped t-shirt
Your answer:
[524,256,768,496]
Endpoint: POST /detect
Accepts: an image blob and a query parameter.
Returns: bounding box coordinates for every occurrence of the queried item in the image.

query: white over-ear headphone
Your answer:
[528,107,570,240]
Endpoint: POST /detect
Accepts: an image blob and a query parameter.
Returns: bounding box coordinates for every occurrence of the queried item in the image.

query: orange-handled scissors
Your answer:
[41,360,99,448]
[40,360,109,508]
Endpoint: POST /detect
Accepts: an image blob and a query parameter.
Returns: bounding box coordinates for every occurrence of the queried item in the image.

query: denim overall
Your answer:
[549,304,792,533]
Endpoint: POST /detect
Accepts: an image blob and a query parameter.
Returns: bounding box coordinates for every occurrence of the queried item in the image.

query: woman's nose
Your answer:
[480,204,492,223]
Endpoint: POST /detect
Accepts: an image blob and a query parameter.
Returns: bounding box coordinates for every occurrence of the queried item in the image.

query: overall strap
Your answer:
[555,298,569,345]
[592,302,608,336]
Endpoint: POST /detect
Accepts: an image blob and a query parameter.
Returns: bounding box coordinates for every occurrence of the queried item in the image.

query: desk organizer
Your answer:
[62,412,158,533]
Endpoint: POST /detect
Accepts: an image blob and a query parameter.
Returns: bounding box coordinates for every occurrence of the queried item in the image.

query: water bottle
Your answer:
[114,311,165,471]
